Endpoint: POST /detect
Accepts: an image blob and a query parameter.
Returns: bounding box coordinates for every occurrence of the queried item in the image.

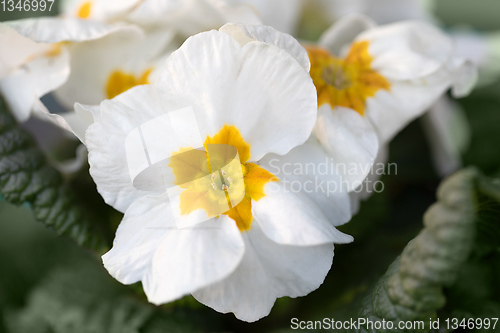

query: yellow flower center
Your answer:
[306,41,391,115]
[105,69,152,99]
[76,1,92,19]
[169,124,277,232]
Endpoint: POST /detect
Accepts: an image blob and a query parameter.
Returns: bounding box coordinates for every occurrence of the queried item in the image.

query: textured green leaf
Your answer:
[0,204,199,333]
[356,168,479,333]
[4,260,199,333]
[0,96,105,250]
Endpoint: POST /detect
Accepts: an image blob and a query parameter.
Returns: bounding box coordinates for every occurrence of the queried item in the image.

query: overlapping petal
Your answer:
[158,29,317,161]
[220,23,310,71]
[315,106,379,190]
[253,180,353,245]
[193,223,334,322]
[259,142,352,227]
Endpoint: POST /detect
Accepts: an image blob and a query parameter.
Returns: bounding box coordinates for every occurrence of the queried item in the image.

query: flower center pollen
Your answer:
[169,125,277,232]
[306,41,390,115]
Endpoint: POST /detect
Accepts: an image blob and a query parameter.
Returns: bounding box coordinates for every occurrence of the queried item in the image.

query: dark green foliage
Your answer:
[0,204,200,333]
[0,96,105,250]
[355,169,500,333]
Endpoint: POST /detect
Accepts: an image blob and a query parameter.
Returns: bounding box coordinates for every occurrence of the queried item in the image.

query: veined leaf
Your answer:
[0,96,105,250]
[356,168,479,332]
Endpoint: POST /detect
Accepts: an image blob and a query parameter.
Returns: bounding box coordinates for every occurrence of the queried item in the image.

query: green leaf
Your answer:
[0,204,200,333]
[3,258,199,333]
[356,168,479,333]
[0,96,105,250]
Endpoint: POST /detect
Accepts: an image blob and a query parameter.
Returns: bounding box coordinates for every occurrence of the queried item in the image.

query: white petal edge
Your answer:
[253,181,353,246]
[366,60,476,144]
[86,85,177,212]
[158,29,317,162]
[420,96,470,177]
[318,13,376,56]
[54,27,172,108]
[143,211,245,305]
[315,106,379,191]
[220,23,310,71]
[6,17,141,43]
[259,141,352,227]
[193,223,335,322]
[358,21,454,81]
[0,47,70,122]
[32,100,96,144]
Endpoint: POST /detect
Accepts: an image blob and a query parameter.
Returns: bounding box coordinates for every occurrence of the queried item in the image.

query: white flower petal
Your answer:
[63,103,97,143]
[158,30,317,161]
[54,27,172,108]
[450,58,477,98]
[126,0,189,29]
[6,17,137,43]
[358,21,453,81]
[220,23,310,71]
[366,60,475,143]
[259,142,352,227]
[86,85,175,212]
[421,96,470,176]
[193,223,335,322]
[315,106,379,191]
[253,181,353,246]
[31,99,91,144]
[143,211,245,305]
[102,193,177,285]
[0,47,70,122]
[318,13,376,56]
[0,24,51,76]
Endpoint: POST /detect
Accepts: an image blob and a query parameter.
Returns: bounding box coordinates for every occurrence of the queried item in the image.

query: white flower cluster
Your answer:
[0,0,478,322]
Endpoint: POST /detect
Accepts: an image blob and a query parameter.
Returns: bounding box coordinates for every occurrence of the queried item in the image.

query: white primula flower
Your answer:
[305,14,477,161]
[308,2,481,178]
[0,18,130,122]
[86,24,352,322]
